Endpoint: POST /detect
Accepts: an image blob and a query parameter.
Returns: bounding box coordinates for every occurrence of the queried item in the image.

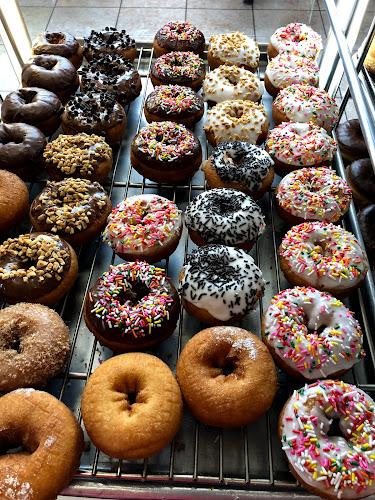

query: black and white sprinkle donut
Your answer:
[185,188,265,249]
[202,141,274,198]
[179,244,265,324]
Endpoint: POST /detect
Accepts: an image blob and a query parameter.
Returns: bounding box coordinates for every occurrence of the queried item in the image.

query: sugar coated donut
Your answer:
[176,326,277,427]
[103,194,182,263]
[0,303,71,392]
[0,232,78,306]
[32,31,83,69]
[150,51,206,91]
[275,167,352,225]
[272,84,339,133]
[268,23,323,60]
[358,204,375,264]
[81,352,183,459]
[204,99,269,147]
[0,170,29,234]
[346,159,375,208]
[266,122,337,176]
[30,178,112,246]
[202,65,263,104]
[179,244,265,324]
[336,119,368,163]
[279,221,368,299]
[207,32,260,72]
[0,388,84,499]
[279,380,375,500]
[83,27,136,62]
[44,133,113,183]
[202,141,274,198]
[84,261,180,352]
[262,287,365,381]
[153,22,205,57]
[185,187,265,249]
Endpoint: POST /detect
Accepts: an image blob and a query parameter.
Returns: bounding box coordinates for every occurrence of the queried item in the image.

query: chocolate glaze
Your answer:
[32,31,80,59]
[83,28,136,59]
[348,158,375,202]
[336,119,368,157]
[0,123,46,170]
[358,204,375,262]
[155,23,205,54]
[151,52,205,87]
[21,54,77,92]
[144,85,203,121]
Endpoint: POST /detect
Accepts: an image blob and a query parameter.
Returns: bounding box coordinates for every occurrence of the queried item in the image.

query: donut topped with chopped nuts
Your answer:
[44,133,113,184]
[207,32,260,72]
[30,178,112,246]
[83,27,137,62]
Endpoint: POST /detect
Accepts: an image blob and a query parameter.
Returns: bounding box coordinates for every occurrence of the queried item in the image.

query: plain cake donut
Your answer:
[176,326,277,427]
[0,170,29,234]
[81,352,183,459]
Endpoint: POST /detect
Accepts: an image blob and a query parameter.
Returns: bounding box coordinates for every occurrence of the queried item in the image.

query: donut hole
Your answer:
[224,152,243,165]
[225,74,240,86]
[327,417,346,440]
[121,282,150,306]
[0,431,32,456]
[211,197,235,217]
[38,59,57,71]
[19,89,38,104]
[45,33,65,45]
[229,107,244,118]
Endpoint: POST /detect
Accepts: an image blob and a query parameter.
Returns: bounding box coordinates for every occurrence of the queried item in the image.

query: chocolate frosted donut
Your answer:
[0,122,47,180]
[21,54,79,104]
[336,119,368,163]
[346,158,375,207]
[151,51,206,91]
[32,31,83,69]
[153,22,205,57]
[83,27,136,62]
[1,87,63,136]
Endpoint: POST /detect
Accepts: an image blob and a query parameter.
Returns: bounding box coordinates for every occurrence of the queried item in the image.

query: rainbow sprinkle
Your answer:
[153,51,203,79]
[147,85,202,114]
[158,22,202,43]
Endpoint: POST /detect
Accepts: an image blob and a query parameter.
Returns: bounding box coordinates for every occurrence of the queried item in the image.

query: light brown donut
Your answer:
[176,326,277,427]
[0,170,29,234]
[81,352,183,460]
[0,303,70,393]
[0,388,83,499]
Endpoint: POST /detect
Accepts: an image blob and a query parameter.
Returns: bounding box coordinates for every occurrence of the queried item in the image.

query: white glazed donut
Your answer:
[202,65,263,104]
[207,32,260,71]
[268,23,323,60]
[262,286,365,380]
[279,380,375,500]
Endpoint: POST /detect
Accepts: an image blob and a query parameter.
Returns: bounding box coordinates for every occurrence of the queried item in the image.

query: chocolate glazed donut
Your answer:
[336,118,368,162]
[346,158,375,207]
[154,22,205,56]
[358,204,375,264]
[32,31,83,69]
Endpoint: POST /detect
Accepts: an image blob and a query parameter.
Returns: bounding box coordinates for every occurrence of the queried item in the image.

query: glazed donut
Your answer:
[130,121,202,183]
[61,90,127,144]
[80,53,142,106]
[176,326,277,427]
[102,194,182,263]
[84,261,180,352]
[268,22,323,60]
[144,85,204,128]
[31,31,83,69]
[266,122,337,176]
[345,159,375,208]
[279,221,369,299]
[153,22,205,57]
[44,133,113,183]
[30,178,112,246]
[81,353,182,459]
[21,54,79,104]
[336,119,368,163]
[207,32,260,72]
[179,244,265,325]
[0,303,70,392]
[204,99,269,147]
[0,389,84,499]
[83,27,136,62]
[358,204,375,264]
[0,232,78,306]
[279,380,375,500]
[0,123,47,180]
[202,141,274,198]
[150,51,206,91]
[0,170,29,234]
[262,287,365,381]
[1,87,63,137]
[184,187,265,249]
[272,84,339,133]
[265,53,319,98]
[202,64,263,105]
[274,167,352,225]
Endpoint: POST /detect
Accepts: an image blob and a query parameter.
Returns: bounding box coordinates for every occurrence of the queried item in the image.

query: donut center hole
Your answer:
[46,33,65,44]
[211,196,241,217]
[327,418,346,440]
[307,324,327,336]
[127,391,137,406]
[229,107,244,118]
[225,74,240,86]
[39,59,56,70]
[11,338,21,353]
[121,283,150,306]
[224,152,243,165]
[19,89,37,103]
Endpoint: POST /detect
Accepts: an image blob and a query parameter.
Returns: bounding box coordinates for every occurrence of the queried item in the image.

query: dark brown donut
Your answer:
[346,158,375,207]
[83,27,136,62]
[0,123,47,180]
[358,204,375,264]
[336,119,368,163]
[1,87,63,136]
[153,22,205,57]
[21,54,79,104]
[150,51,206,91]
[31,31,83,69]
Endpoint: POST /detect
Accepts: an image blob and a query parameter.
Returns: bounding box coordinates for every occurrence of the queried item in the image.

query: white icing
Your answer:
[265,53,319,90]
[209,32,260,68]
[270,23,323,59]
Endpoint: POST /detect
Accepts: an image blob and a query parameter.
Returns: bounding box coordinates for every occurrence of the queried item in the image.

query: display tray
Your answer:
[1,43,375,499]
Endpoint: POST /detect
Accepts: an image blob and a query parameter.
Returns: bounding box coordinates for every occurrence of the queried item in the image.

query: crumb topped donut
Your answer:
[202,141,274,198]
[279,221,368,299]
[103,194,182,263]
[153,22,205,56]
[179,244,265,325]
[279,380,375,500]
[150,51,206,91]
[275,167,352,225]
[185,187,265,249]
[266,122,337,176]
[207,32,260,72]
[83,27,136,62]
[32,31,83,69]
[176,326,277,427]
[268,22,323,60]
[84,261,180,352]
[262,287,365,380]
[0,170,29,234]
[204,99,269,147]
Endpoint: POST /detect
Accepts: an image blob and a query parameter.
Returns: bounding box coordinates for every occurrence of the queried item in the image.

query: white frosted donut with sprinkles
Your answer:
[207,32,260,72]
[272,84,339,133]
[268,23,323,60]
[103,194,182,264]
[279,221,369,299]
[262,286,365,380]
[279,379,375,500]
